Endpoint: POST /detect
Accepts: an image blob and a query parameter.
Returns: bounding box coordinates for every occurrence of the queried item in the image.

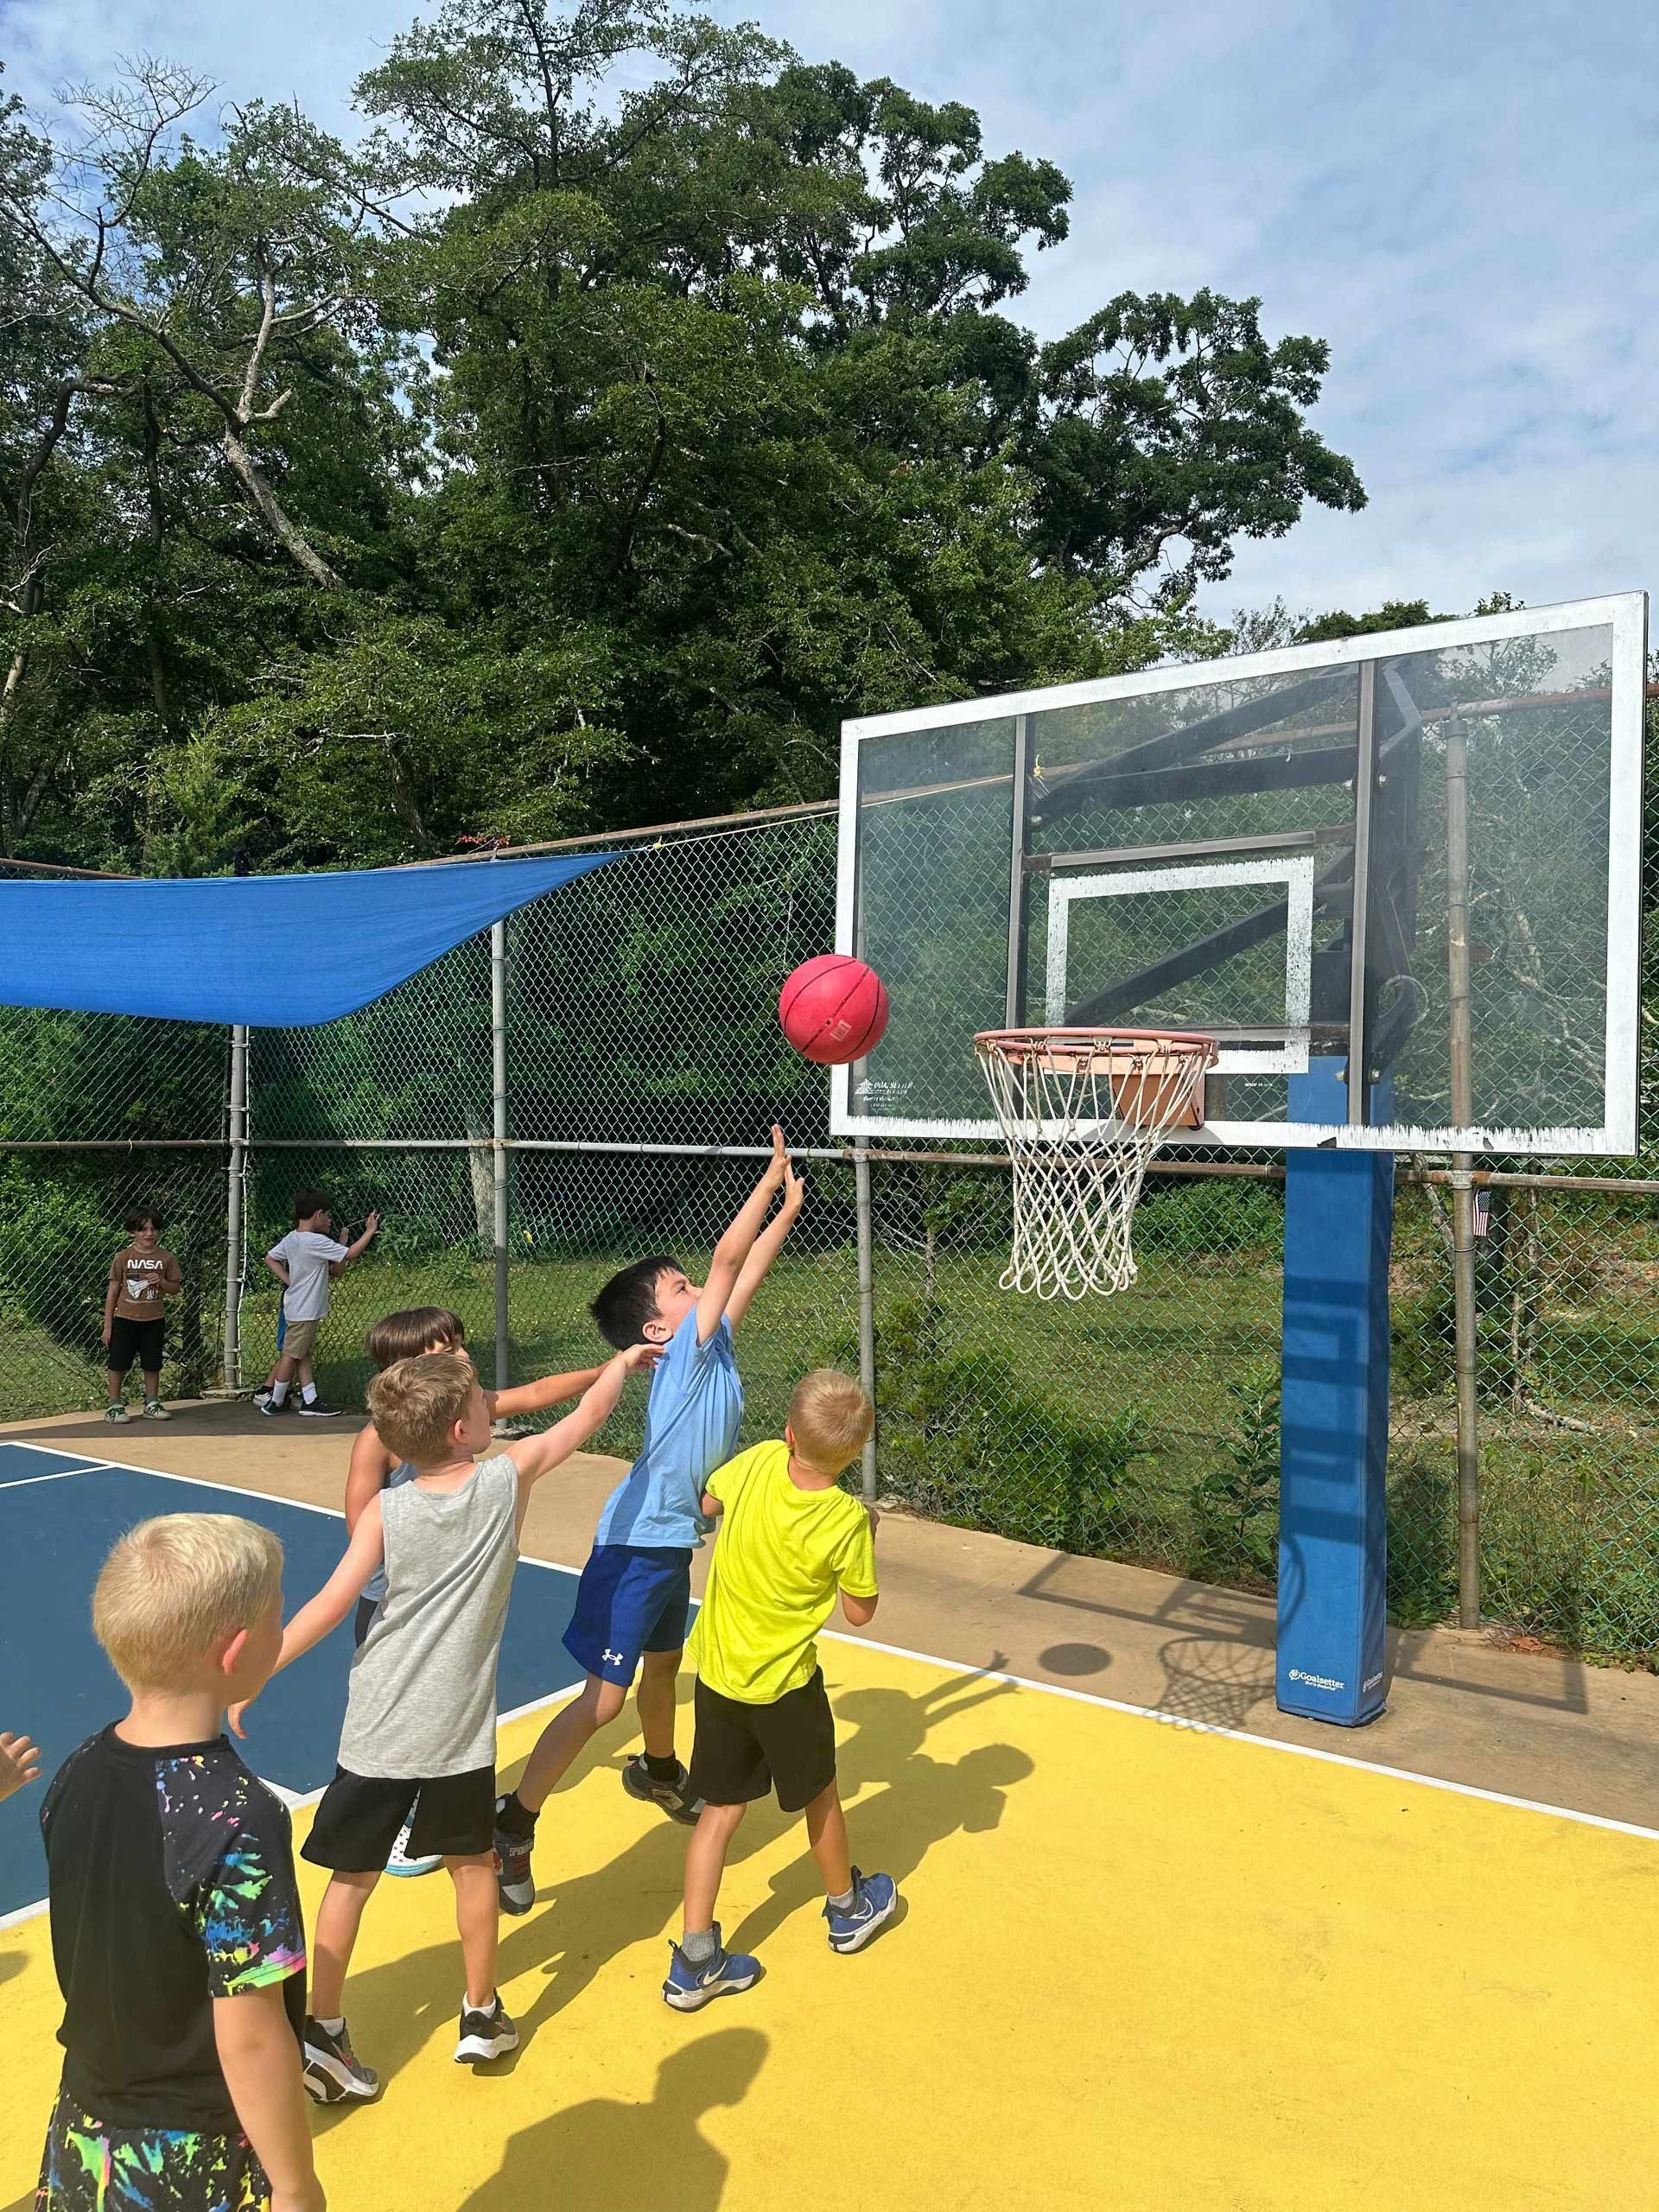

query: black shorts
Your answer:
[302,1763,495,1870]
[108,1314,165,1376]
[688,1669,836,1814]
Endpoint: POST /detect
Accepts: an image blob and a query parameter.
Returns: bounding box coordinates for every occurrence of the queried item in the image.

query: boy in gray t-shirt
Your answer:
[231,1342,653,2101]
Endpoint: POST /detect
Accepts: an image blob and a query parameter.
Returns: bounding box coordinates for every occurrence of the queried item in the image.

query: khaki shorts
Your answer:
[281,1316,320,1362]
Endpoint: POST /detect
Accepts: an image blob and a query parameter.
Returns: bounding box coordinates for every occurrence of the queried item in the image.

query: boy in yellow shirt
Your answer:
[664,1370,897,2010]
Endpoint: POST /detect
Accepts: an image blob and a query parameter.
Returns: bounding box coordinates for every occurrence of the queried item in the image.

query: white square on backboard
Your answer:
[1044,855,1316,1076]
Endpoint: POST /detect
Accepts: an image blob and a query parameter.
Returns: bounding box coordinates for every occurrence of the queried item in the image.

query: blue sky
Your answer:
[8,0,1654,626]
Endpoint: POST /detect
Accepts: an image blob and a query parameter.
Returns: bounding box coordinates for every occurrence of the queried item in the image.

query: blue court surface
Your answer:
[0,1440,588,1919]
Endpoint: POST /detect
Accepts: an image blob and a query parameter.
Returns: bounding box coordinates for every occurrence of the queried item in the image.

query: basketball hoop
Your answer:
[975,1027,1218,1300]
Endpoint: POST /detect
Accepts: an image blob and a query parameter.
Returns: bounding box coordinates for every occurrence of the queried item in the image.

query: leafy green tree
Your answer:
[1,8,1365,874]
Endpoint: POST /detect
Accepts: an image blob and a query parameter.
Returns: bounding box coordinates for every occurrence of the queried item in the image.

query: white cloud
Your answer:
[9,0,1655,621]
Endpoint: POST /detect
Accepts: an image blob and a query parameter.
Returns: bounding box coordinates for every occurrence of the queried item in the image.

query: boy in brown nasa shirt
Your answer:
[103,1205,183,1423]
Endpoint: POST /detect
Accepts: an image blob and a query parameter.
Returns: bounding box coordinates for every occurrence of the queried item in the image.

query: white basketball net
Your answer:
[976,1028,1217,1300]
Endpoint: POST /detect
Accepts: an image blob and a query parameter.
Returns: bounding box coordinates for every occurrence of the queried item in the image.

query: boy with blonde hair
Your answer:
[664,1370,897,2011]
[340,1306,607,1881]
[35,1514,321,2212]
[233,1341,652,2098]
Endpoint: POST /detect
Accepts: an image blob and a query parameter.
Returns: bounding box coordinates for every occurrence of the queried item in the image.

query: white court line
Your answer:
[6,1440,1655,1848]
[0,1678,590,1932]
[0,1466,98,1490]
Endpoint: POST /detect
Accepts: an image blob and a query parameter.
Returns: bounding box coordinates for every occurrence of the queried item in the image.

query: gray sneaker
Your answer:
[104,1402,128,1425]
[621,1754,702,1826]
[302,2016,379,2103]
[143,1399,172,1421]
[454,1995,518,2064]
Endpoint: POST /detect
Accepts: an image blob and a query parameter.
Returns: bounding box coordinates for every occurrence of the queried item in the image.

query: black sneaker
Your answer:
[302,2016,379,2103]
[257,1395,292,1418]
[454,1995,518,2064]
[297,1398,342,1418]
[621,1753,703,1826]
[493,1808,537,1916]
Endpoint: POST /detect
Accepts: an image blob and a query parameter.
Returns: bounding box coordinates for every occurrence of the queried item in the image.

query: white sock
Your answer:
[467,1991,497,2017]
[315,2014,345,2036]
[270,1380,289,1406]
[302,1382,318,1404]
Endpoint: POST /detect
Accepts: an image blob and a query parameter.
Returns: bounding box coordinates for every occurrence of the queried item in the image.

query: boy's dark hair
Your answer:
[366,1306,465,1371]
[590,1255,680,1350]
[124,1204,164,1234]
[292,1186,331,1224]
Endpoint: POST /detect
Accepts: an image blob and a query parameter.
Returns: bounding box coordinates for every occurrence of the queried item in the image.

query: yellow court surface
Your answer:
[4,1634,1656,2212]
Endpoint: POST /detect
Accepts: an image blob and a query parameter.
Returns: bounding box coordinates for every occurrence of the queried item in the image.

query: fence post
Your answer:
[222,1023,249,1391]
[492,918,511,1395]
[1445,714,1481,1626]
[855,1147,878,1505]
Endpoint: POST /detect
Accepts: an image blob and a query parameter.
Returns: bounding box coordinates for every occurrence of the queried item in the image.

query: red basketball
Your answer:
[779,954,890,1066]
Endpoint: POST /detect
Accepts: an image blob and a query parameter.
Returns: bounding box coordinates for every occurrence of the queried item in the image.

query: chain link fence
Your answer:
[3,812,1656,1663]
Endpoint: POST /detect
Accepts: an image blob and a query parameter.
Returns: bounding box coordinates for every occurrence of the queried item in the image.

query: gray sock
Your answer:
[828,1885,856,1913]
[681,1926,719,1965]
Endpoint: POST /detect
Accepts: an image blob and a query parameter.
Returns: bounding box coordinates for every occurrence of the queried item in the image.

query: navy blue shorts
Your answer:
[563,1543,693,1686]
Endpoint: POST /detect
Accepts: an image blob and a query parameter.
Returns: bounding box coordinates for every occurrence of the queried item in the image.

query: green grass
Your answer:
[6,1243,1657,1665]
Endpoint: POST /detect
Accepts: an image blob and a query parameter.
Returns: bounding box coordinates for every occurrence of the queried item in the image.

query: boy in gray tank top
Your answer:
[230,1341,653,2100]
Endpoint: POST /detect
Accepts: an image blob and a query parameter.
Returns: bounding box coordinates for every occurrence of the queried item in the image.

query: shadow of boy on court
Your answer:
[456,2027,766,2212]
[722,1665,1033,1959]
[310,1661,1033,2107]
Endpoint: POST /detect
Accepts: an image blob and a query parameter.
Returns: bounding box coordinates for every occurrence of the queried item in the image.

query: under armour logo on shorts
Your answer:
[603,1649,625,1668]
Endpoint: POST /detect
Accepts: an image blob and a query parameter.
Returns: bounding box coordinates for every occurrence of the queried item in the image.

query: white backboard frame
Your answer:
[832,591,1648,1154]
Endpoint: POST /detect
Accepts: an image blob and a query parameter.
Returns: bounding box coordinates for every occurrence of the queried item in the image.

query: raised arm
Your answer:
[726,1159,804,1334]
[494,1363,608,1418]
[696,1126,790,1344]
[229,1498,385,1737]
[505,1344,655,1492]
[337,1210,381,1267]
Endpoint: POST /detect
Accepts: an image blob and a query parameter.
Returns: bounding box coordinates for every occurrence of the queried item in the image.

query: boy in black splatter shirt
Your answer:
[35,1515,321,2212]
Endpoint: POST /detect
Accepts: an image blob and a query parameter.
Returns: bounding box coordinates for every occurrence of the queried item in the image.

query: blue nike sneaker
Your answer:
[824,1868,898,1954]
[662,1925,760,2012]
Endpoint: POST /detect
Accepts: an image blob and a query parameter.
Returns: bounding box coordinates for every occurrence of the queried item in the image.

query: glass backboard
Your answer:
[833,594,1647,1154]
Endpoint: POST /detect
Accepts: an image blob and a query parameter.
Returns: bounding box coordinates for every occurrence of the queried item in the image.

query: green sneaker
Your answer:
[105,1402,128,1425]
[143,1399,172,1421]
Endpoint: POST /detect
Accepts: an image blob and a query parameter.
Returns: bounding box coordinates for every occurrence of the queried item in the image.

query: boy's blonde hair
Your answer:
[366,1350,477,1466]
[93,1514,283,1693]
[788,1370,874,1473]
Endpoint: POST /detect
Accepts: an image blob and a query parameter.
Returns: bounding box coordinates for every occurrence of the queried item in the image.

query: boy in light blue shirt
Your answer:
[494,1129,803,1913]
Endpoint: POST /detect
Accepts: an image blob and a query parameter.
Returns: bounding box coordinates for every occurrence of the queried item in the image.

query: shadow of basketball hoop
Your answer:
[1154,1636,1276,1732]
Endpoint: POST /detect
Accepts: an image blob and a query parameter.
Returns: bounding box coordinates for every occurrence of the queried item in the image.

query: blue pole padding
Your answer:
[1276,1060,1392,1726]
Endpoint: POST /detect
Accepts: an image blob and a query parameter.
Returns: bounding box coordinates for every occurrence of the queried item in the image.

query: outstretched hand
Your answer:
[767,1124,789,1184]
[226,1700,253,1741]
[779,1158,806,1220]
[620,1341,662,1376]
[0,1730,41,1803]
